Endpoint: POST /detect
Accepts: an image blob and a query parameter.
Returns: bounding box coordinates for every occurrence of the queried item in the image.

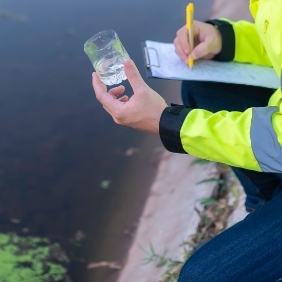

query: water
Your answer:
[94,55,129,86]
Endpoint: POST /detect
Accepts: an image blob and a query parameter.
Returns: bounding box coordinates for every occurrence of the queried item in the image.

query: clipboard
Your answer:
[141,40,280,89]
[142,42,161,79]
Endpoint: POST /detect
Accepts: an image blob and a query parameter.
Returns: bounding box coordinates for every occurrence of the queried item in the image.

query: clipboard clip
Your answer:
[143,47,160,68]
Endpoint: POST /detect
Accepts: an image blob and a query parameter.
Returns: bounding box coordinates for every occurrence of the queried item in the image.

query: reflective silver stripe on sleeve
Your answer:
[251,106,282,172]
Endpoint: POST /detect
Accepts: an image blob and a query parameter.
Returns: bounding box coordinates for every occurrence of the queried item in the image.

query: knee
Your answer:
[178,256,204,282]
[178,240,220,282]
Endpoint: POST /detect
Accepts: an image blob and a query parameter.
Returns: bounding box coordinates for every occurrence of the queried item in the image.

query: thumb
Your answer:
[124,59,146,91]
[190,41,211,60]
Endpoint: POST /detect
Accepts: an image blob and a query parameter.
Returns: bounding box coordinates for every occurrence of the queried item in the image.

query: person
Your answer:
[92,0,282,280]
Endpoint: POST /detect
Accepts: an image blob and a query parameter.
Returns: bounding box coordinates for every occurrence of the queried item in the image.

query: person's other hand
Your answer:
[92,59,168,134]
[173,21,222,62]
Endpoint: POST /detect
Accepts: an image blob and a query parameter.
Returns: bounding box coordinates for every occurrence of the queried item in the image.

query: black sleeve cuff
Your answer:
[159,104,191,154]
[205,19,235,61]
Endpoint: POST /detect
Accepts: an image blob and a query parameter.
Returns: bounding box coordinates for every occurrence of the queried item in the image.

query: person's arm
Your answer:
[206,19,272,66]
[174,20,272,66]
[160,95,282,172]
[93,59,282,173]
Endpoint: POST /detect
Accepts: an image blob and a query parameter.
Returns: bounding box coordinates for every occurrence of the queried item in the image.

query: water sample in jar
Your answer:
[84,29,130,86]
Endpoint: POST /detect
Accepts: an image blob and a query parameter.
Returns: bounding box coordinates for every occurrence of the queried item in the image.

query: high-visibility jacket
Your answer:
[159,0,282,172]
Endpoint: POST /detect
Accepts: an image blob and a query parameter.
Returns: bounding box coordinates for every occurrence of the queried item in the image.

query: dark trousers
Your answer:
[179,81,282,281]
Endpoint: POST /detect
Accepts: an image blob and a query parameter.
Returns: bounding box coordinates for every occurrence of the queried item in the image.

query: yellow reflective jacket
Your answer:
[160,0,282,172]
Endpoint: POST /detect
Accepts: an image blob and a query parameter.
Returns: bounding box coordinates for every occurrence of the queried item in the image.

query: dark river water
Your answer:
[0,0,211,281]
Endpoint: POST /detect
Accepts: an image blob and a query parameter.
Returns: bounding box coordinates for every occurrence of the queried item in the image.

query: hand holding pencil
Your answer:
[173,12,223,64]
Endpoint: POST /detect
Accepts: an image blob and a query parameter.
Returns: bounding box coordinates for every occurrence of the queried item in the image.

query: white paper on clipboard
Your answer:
[144,40,280,89]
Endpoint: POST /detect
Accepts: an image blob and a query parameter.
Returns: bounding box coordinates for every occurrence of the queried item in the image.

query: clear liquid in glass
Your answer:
[94,54,129,86]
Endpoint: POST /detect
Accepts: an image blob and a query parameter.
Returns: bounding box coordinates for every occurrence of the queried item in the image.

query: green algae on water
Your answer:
[0,233,68,282]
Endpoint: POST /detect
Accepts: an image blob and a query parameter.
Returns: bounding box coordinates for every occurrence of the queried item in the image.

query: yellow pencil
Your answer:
[186,3,194,68]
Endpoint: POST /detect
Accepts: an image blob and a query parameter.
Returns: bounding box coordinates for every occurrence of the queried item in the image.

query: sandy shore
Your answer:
[117,153,218,281]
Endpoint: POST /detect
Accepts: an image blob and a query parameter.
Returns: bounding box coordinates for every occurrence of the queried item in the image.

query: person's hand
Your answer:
[92,59,168,134]
[173,20,222,62]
